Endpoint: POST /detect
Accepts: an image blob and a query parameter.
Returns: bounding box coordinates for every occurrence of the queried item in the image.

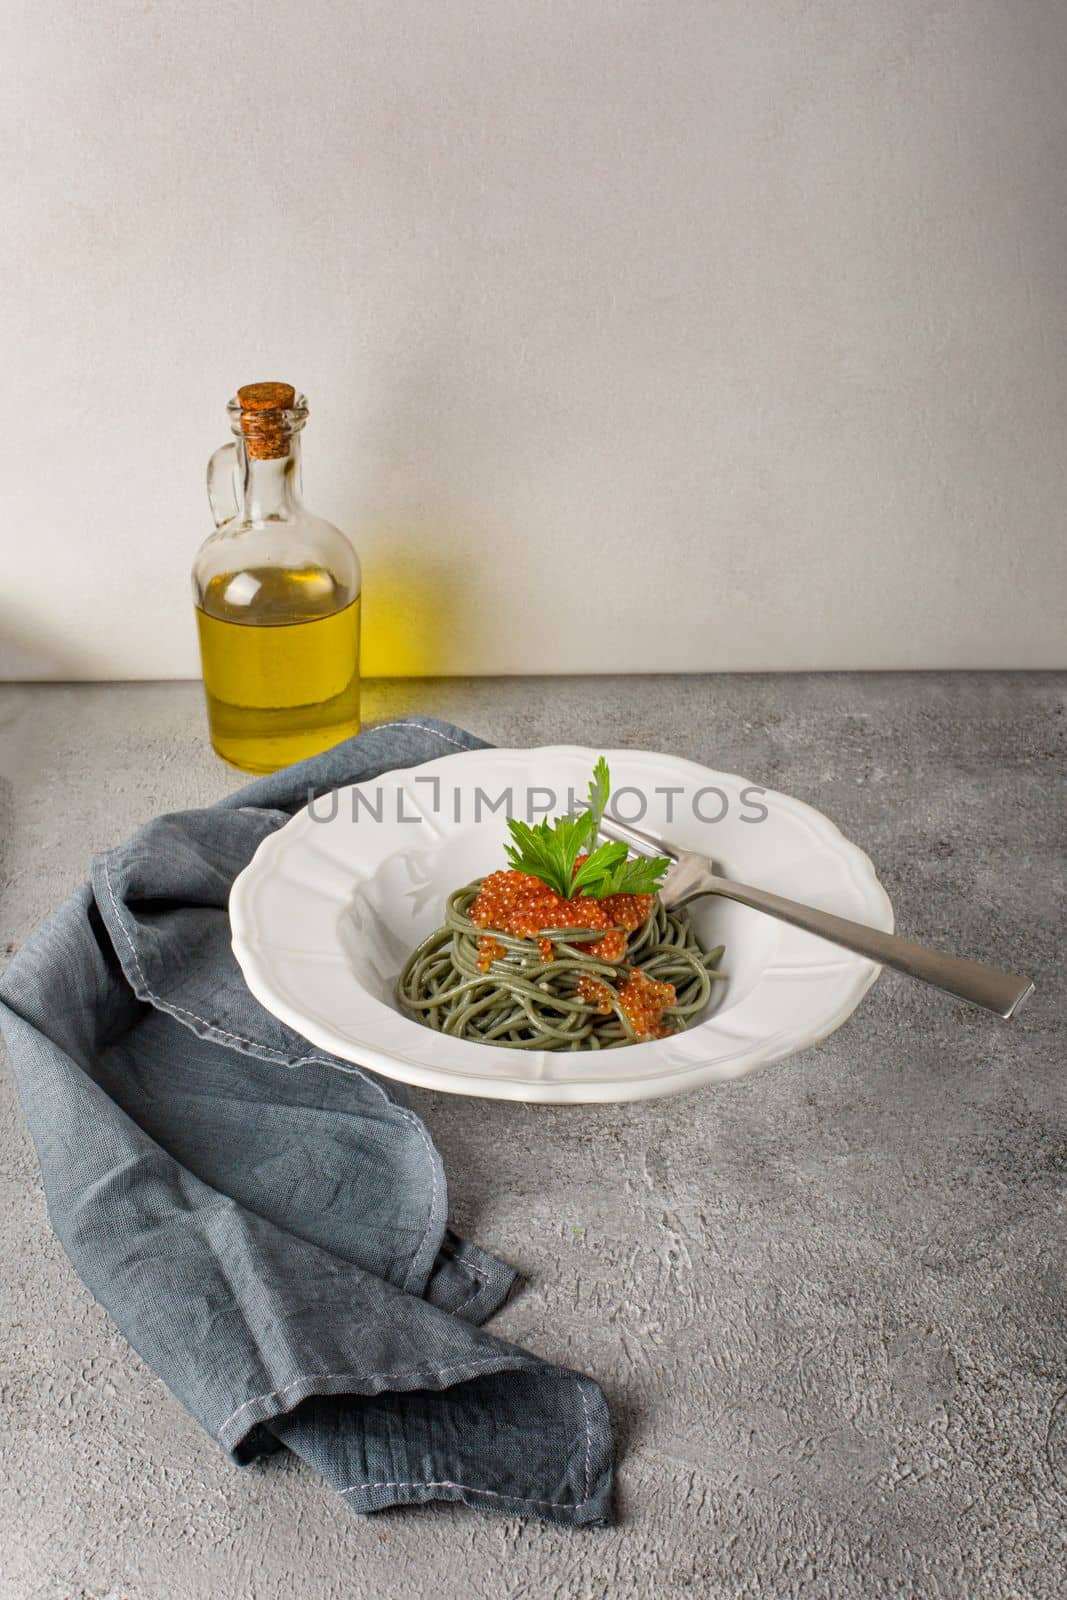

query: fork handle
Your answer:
[682,875,1034,1019]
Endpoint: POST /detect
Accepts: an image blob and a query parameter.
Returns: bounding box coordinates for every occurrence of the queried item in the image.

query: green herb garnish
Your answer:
[504,758,671,900]
[585,755,611,840]
[577,850,671,898]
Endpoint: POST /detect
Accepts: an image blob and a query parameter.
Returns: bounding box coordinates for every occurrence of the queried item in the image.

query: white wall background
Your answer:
[2,0,1065,679]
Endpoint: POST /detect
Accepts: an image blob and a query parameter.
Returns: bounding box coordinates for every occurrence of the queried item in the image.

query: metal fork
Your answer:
[596,812,1034,1020]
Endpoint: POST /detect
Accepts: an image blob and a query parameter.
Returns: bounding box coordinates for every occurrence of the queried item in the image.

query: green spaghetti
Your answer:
[396,880,725,1051]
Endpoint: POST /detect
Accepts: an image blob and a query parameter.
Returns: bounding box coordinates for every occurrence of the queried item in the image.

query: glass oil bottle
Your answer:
[192,383,361,773]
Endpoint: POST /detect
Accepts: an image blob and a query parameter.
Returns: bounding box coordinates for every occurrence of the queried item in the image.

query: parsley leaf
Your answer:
[585,756,610,841]
[569,838,628,896]
[505,813,590,899]
[583,852,672,898]
[502,758,671,901]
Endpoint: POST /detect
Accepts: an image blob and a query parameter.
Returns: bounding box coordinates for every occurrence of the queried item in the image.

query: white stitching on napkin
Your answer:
[101,858,334,1071]
[297,1057,392,1109]
[217,1360,598,1515]
[336,1479,596,1511]
[394,1106,439,1285]
[435,1240,491,1283]
[216,1353,540,1438]
[454,1261,490,1286]
[577,1379,592,1502]
[452,1279,483,1318]
[436,1247,491,1316]
[335,1380,598,1511]
[362,721,470,750]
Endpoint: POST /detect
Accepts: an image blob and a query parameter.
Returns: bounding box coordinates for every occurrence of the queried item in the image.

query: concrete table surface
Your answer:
[0,674,1064,1600]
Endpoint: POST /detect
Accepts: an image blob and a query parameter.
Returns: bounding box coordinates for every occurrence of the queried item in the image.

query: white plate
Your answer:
[229,745,894,1103]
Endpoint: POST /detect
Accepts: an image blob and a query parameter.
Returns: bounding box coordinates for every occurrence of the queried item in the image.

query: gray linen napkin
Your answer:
[0,717,613,1525]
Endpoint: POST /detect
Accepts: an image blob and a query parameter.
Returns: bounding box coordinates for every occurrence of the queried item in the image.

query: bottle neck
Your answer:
[241,436,303,521]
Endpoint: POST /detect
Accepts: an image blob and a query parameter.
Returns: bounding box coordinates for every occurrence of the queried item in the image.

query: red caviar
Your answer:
[469,865,674,1036]
[618,968,676,1039]
[468,867,653,963]
[476,934,505,973]
[576,974,614,1015]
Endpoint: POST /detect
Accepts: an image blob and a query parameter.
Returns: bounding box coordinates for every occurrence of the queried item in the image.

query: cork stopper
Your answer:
[237,381,297,460]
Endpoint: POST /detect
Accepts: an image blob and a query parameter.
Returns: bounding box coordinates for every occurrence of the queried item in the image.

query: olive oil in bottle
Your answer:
[192,384,362,773]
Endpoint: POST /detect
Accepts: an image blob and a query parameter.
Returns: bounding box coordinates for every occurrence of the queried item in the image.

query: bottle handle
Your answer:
[207,442,240,529]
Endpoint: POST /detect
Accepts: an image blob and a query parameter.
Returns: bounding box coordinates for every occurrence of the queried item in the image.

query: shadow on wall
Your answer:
[0,602,89,681]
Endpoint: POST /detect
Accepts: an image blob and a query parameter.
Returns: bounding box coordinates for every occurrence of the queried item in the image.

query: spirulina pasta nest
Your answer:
[396,882,725,1050]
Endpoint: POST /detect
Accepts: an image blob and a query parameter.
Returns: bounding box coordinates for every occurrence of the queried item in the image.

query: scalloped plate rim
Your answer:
[229,744,894,1103]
